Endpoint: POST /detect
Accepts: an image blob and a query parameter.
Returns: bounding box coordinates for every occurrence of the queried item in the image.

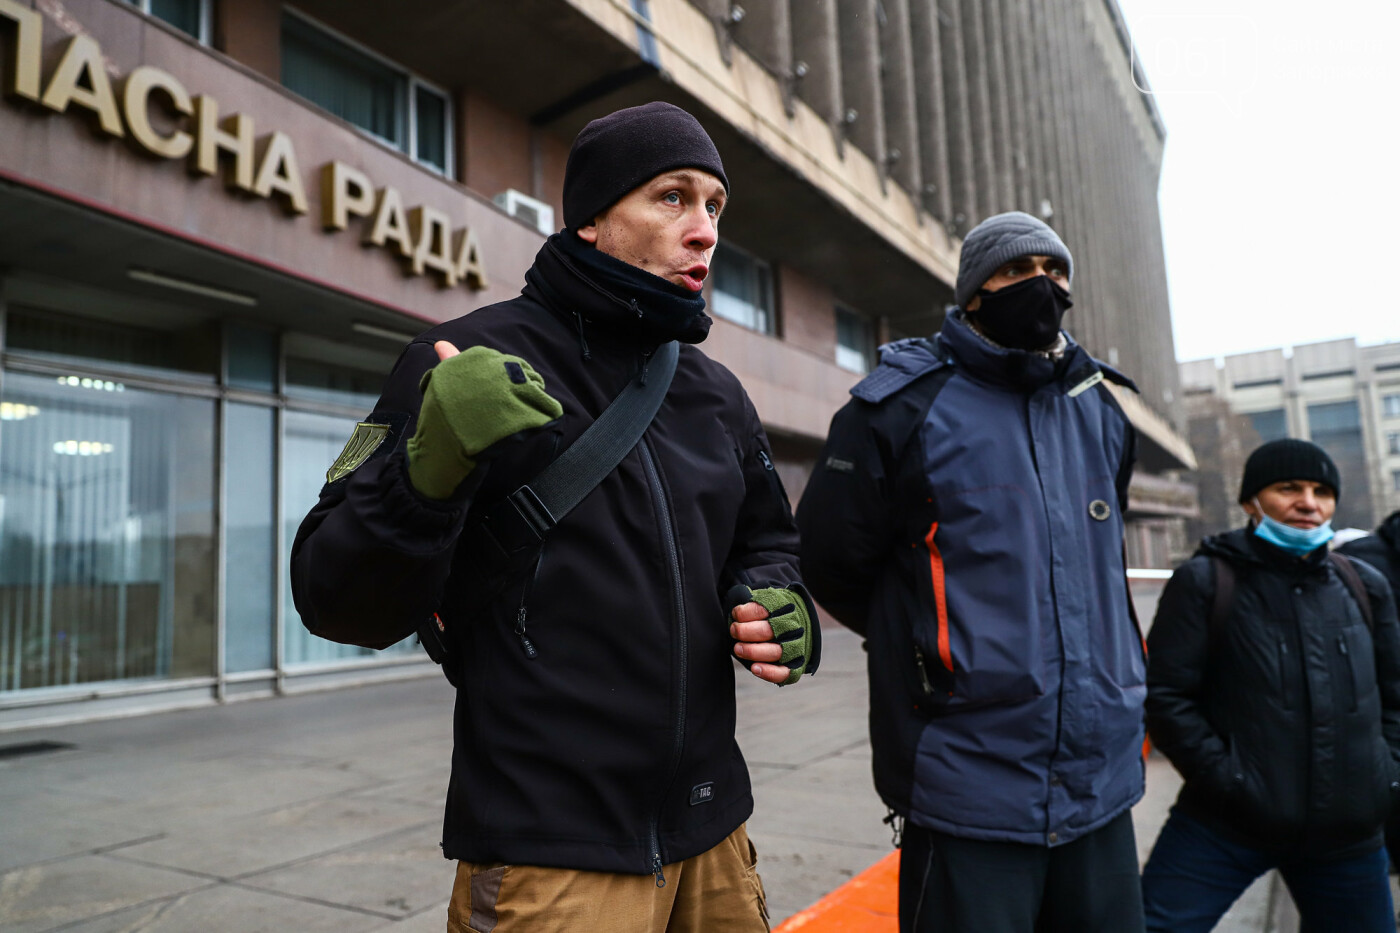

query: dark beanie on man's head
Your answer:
[1238,438,1342,504]
[562,102,728,230]
[954,211,1073,309]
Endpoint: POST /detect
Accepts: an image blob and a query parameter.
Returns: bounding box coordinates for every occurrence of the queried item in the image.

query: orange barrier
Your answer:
[774,849,900,932]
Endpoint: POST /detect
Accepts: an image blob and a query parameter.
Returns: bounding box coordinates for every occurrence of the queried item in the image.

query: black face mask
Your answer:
[971,275,1072,351]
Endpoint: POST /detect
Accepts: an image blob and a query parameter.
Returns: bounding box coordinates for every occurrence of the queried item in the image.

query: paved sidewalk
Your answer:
[2,627,1279,932]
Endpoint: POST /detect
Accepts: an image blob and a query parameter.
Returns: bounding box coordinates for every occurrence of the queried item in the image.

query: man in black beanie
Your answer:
[1142,438,1400,931]
[799,211,1147,932]
[291,101,819,932]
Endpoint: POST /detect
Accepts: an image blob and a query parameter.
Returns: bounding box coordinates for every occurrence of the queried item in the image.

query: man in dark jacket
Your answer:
[798,211,1146,933]
[291,102,819,932]
[1340,508,1400,869]
[1143,439,1400,933]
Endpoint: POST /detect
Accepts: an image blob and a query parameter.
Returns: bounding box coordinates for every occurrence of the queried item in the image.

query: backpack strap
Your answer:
[1209,556,1236,649]
[1328,552,1375,633]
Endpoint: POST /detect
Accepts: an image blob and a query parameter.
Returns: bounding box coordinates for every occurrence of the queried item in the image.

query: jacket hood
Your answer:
[523,231,712,352]
[938,310,1087,392]
[1196,526,1329,574]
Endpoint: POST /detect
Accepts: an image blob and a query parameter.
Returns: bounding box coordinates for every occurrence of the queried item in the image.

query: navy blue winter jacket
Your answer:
[797,313,1144,846]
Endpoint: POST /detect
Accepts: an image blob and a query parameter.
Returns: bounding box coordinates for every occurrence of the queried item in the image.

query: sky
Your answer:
[1110,0,1400,362]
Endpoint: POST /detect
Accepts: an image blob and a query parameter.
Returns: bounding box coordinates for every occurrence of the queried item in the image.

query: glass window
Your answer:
[1247,409,1288,443]
[1394,470,1400,493]
[224,404,276,673]
[226,323,278,392]
[128,0,206,42]
[1308,400,1373,531]
[1385,394,1400,419]
[284,359,388,414]
[414,85,449,174]
[7,307,218,384]
[711,243,774,334]
[0,371,216,692]
[836,307,876,374]
[281,12,451,174]
[280,411,416,664]
[1389,432,1400,457]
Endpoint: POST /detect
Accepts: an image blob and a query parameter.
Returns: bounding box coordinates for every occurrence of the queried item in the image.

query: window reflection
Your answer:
[0,372,216,691]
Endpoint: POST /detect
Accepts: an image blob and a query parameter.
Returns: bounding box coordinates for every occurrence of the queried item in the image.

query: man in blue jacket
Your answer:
[798,211,1145,932]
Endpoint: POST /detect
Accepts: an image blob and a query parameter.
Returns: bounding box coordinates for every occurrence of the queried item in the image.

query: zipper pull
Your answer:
[651,853,666,888]
[515,607,538,659]
[913,646,934,696]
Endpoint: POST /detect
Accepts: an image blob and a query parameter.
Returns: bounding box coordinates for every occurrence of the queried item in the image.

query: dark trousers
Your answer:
[898,810,1145,933]
[1141,808,1394,933]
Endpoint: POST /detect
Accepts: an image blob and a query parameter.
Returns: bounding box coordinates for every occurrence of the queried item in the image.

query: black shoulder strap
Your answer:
[1328,552,1375,633]
[462,341,680,572]
[512,340,679,533]
[1209,556,1236,647]
[418,342,679,674]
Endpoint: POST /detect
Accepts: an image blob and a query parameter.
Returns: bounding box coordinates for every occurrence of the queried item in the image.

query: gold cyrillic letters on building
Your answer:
[0,3,487,290]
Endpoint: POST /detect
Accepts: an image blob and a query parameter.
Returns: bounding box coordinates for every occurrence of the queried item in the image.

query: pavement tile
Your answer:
[240,825,454,919]
[0,854,209,933]
[48,882,386,933]
[0,794,157,873]
[113,796,440,878]
[753,832,889,924]
[343,767,451,811]
[363,901,451,932]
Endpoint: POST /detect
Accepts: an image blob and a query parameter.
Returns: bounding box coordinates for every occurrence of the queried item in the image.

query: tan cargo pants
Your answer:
[446,823,770,933]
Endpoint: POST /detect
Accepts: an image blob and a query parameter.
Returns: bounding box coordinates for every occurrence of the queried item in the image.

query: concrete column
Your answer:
[999,0,1033,210]
[959,0,998,221]
[731,0,793,86]
[982,0,1017,210]
[790,0,845,131]
[880,0,923,198]
[938,0,978,234]
[909,0,953,222]
[1023,0,1061,233]
[836,0,887,171]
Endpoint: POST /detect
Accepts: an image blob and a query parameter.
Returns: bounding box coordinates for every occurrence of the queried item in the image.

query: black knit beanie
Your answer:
[1238,438,1341,504]
[562,102,728,230]
[955,211,1073,309]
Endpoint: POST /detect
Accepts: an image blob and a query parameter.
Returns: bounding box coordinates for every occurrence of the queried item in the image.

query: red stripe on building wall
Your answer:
[924,522,953,672]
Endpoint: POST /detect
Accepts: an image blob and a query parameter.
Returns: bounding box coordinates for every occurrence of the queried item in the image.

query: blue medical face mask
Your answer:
[1251,498,1334,555]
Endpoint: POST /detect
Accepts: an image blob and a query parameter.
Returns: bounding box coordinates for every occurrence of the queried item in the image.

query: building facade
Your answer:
[0,0,1191,727]
[1181,338,1400,542]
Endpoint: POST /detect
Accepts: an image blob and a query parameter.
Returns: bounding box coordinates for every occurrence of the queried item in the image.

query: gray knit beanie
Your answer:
[955,211,1074,309]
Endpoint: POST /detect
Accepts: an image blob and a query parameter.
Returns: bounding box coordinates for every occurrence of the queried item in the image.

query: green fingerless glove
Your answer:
[406,346,563,499]
[727,583,823,686]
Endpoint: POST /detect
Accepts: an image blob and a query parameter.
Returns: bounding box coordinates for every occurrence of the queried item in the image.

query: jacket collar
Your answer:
[938,310,1088,392]
[523,232,711,354]
[1198,526,1331,576]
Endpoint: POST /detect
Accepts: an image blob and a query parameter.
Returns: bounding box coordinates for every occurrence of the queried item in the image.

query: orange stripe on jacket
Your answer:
[924,522,953,672]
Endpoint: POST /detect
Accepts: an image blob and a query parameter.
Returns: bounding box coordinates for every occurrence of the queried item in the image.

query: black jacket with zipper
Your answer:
[1339,511,1400,604]
[290,234,809,876]
[1146,527,1400,857]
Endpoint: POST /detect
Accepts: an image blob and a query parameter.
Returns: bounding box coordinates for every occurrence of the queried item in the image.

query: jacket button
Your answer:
[1048,832,1059,844]
[1234,773,1245,783]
